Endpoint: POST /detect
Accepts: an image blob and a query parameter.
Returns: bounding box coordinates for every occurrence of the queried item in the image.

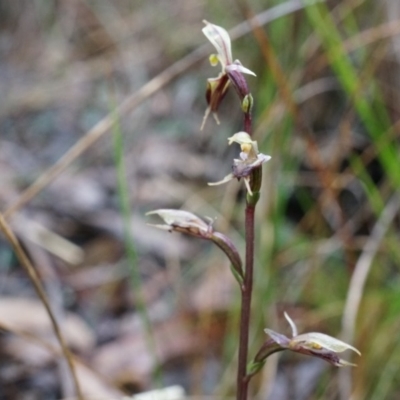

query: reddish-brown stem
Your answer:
[236,203,256,400]
[236,103,256,400]
[243,112,252,135]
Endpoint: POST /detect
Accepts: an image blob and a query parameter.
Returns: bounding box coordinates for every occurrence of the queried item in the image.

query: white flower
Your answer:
[201,21,256,130]
[202,21,256,76]
[208,132,271,195]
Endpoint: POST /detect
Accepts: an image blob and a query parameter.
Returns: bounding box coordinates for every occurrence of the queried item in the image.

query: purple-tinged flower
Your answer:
[262,312,361,367]
[208,132,271,195]
[201,21,256,130]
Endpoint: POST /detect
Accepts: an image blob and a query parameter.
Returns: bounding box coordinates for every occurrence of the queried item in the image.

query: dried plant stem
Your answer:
[237,203,256,400]
[0,214,83,400]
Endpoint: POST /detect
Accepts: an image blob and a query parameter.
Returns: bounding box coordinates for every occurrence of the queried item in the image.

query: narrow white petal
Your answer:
[146,223,171,231]
[259,154,272,163]
[244,177,253,196]
[200,107,211,131]
[284,312,298,337]
[208,173,234,186]
[226,63,256,77]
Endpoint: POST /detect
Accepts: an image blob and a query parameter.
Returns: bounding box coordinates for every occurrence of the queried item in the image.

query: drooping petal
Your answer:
[201,74,230,131]
[208,173,235,187]
[146,223,173,231]
[202,20,232,68]
[335,358,358,367]
[243,177,253,196]
[297,347,357,367]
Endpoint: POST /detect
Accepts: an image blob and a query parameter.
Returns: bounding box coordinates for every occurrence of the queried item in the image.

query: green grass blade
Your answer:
[110,99,162,387]
[303,1,400,192]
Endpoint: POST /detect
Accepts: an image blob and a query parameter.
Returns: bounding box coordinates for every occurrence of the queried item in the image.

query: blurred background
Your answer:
[1,0,400,399]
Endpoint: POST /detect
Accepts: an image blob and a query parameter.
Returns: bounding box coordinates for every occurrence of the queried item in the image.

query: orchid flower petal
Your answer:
[228,132,259,159]
[201,107,221,131]
[284,312,298,337]
[226,63,256,77]
[202,20,232,68]
[264,329,291,347]
[292,332,361,356]
[146,223,173,231]
[208,173,234,187]
[228,132,258,153]
[243,177,253,196]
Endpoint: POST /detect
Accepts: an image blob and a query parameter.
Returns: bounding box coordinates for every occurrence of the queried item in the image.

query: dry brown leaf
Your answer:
[45,171,107,215]
[190,262,236,313]
[92,314,204,388]
[0,297,95,353]
[135,136,222,180]
[12,214,84,265]
[4,335,55,366]
[61,362,124,400]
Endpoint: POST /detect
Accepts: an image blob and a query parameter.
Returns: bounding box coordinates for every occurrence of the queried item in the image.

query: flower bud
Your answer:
[241,94,254,115]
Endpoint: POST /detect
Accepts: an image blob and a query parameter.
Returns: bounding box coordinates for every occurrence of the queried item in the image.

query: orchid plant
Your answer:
[147,21,360,400]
